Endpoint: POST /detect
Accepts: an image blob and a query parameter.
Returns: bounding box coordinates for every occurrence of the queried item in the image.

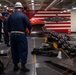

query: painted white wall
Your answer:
[71,10,76,32]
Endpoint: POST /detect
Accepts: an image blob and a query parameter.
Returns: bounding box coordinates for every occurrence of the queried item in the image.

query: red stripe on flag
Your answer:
[36,13,71,14]
[49,29,69,33]
[33,16,71,18]
[45,22,71,24]
[45,26,70,28]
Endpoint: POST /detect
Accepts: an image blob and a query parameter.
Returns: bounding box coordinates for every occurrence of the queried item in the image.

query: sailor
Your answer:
[3,14,10,47]
[0,14,3,43]
[7,2,32,72]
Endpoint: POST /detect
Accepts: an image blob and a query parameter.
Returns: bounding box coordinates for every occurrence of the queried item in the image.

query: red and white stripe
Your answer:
[34,14,70,17]
[31,10,71,33]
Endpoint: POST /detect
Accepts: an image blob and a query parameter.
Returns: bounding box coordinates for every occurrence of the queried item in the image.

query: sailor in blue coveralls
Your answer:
[0,16,3,43]
[7,2,32,72]
[3,14,10,47]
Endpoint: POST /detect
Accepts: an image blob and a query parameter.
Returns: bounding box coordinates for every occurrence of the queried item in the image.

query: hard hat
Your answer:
[15,2,23,8]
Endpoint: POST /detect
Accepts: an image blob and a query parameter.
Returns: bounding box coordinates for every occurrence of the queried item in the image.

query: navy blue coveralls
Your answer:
[0,19,2,42]
[7,10,32,64]
[3,18,9,45]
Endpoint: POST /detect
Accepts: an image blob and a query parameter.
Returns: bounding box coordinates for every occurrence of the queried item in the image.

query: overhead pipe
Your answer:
[45,0,64,11]
[5,0,14,6]
[54,0,65,7]
[0,0,14,6]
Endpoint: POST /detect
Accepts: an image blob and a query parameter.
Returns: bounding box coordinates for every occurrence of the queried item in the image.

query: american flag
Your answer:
[31,10,71,33]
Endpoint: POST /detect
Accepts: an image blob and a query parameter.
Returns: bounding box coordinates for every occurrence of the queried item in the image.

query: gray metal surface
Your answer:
[36,66,63,75]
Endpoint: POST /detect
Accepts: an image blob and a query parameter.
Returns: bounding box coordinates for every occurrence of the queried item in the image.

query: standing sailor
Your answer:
[7,2,32,72]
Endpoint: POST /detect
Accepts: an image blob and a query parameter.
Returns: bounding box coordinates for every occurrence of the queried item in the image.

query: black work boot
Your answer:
[13,64,20,71]
[20,63,30,72]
